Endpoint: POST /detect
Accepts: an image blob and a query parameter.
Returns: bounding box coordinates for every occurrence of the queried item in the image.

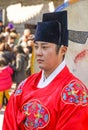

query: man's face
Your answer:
[34,41,64,73]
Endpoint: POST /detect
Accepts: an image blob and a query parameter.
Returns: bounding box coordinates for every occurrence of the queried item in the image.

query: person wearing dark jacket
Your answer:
[12,45,28,86]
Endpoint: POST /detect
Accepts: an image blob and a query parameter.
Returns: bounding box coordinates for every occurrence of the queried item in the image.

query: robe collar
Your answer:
[37,60,66,88]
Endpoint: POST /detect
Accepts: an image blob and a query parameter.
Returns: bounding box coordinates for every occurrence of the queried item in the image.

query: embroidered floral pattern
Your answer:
[62,80,88,106]
[14,80,26,95]
[22,100,50,130]
[15,89,22,95]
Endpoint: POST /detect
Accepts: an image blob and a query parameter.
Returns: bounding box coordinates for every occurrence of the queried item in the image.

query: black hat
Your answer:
[34,21,61,45]
[34,11,68,46]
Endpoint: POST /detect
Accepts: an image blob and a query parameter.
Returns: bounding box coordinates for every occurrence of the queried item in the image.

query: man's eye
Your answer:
[34,45,38,49]
[42,46,47,49]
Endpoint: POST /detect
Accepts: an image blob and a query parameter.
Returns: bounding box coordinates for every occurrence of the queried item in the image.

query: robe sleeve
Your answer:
[55,80,88,130]
[2,94,19,130]
[2,80,26,130]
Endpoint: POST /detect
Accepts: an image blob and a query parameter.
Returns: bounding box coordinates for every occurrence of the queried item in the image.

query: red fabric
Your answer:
[0,66,13,91]
[2,66,88,130]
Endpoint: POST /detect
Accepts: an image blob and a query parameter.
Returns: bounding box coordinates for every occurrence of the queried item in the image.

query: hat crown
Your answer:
[34,11,68,46]
[34,20,61,45]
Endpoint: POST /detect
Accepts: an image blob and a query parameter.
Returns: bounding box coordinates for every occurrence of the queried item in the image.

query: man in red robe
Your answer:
[2,11,88,130]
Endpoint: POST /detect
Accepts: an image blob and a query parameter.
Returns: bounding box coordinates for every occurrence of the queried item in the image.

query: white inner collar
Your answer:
[37,60,66,88]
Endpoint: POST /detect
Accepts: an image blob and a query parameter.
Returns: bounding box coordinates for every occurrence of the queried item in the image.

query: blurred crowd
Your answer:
[0,20,35,110]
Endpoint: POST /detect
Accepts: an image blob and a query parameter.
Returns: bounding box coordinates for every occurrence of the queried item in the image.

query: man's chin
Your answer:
[38,65,44,70]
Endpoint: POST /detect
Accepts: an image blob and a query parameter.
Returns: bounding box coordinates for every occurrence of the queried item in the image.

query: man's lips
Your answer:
[37,59,44,63]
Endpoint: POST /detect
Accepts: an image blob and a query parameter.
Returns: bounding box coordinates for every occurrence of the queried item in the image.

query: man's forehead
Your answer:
[35,41,55,45]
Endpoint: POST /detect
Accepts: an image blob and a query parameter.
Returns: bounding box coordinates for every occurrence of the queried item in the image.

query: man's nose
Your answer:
[36,47,43,56]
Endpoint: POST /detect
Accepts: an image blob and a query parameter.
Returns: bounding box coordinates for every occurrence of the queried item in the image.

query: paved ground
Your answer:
[0,110,4,129]
[0,83,16,129]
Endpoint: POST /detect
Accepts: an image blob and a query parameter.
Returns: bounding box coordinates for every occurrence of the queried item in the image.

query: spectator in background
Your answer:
[0,35,5,52]
[10,27,19,45]
[0,35,15,65]
[18,28,35,75]
[0,55,14,110]
[18,28,31,46]
[3,26,10,41]
[7,22,14,30]
[12,45,28,86]
[7,32,18,50]
[25,39,35,75]
[0,20,4,34]
[18,28,33,54]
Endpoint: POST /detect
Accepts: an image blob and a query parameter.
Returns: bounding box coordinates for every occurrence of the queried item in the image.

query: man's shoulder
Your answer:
[61,79,88,106]
[14,72,41,95]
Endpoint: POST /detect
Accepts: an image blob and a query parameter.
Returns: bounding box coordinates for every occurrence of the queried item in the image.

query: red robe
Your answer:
[2,66,88,130]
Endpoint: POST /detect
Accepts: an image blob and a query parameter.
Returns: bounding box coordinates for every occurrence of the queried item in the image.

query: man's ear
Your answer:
[60,45,67,55]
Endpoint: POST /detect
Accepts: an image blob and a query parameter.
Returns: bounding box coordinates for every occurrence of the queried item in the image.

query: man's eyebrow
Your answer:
[34,42,49,45]
[41,43,49,45]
